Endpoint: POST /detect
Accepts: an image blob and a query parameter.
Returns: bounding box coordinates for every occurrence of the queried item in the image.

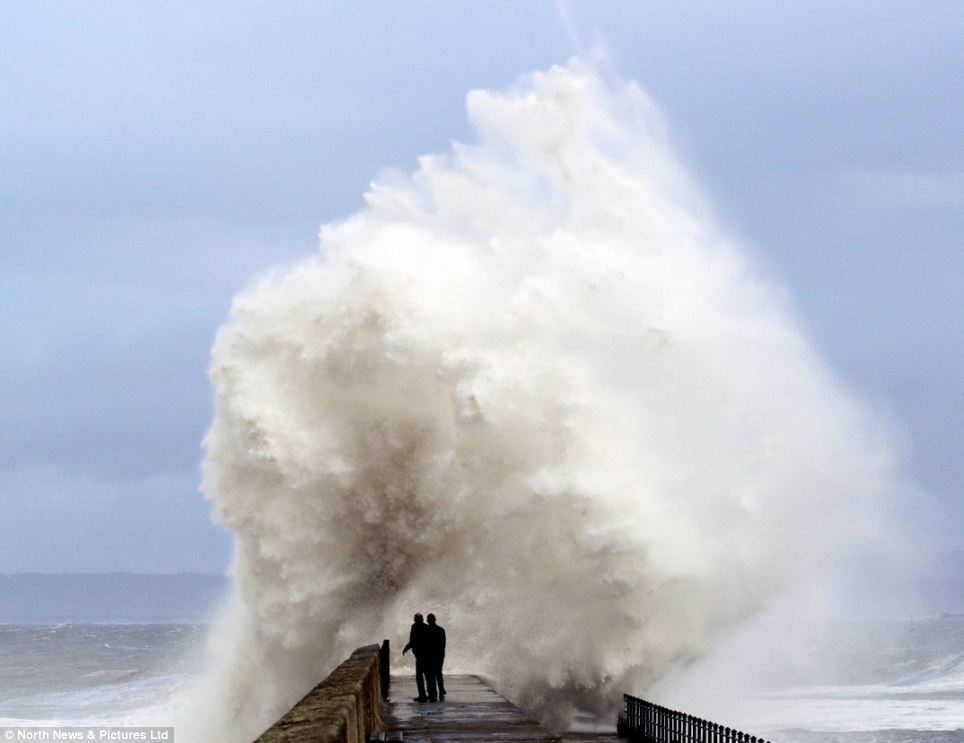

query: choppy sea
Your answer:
[2,618,964,740]
[711,615,964,742]
[0,623,205,727]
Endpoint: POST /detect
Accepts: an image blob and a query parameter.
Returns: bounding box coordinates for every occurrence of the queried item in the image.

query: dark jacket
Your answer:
[403,621,430,658]
[427,623,446,661]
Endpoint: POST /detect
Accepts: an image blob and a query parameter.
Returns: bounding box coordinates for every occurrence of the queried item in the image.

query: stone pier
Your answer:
[254,645,619,742]
[383,674,619,743]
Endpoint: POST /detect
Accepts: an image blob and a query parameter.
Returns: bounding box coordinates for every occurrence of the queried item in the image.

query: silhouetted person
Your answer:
[426,613,446,699]
[402,612,437,702]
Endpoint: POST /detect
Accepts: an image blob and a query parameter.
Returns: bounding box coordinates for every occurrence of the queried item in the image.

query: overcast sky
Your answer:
[1,1,961,573]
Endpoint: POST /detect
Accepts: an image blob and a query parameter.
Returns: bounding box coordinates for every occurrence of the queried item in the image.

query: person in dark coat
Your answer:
[402,612,437,701]
[426,613,446,699]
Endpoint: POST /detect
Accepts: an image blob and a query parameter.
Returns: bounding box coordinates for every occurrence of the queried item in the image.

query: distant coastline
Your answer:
[0,572,230,624]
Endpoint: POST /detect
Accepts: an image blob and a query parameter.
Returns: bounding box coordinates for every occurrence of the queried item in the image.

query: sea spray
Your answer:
[185,61,893,740]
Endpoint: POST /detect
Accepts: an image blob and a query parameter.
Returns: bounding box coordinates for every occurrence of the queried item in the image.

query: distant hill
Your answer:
[0,573,230,623]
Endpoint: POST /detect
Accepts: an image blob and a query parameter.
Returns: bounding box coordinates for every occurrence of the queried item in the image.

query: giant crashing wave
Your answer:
[182,60,894,741]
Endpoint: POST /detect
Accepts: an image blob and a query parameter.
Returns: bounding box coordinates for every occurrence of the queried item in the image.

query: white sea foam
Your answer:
[0,675,194,727]
[185,60,896,740]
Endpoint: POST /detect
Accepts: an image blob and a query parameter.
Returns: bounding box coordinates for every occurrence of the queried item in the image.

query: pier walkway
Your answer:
[382,674,618,743]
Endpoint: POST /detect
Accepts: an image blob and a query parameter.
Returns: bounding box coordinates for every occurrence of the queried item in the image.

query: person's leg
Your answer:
[414,657,427,701]
[426,658,438,701]
[436,657,446,697]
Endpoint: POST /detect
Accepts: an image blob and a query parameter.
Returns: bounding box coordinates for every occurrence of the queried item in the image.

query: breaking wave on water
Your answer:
[184,60,896,740]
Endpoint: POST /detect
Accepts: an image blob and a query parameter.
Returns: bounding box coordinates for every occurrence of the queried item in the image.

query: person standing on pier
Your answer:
[402,612,437,702]
[426,613,446,699]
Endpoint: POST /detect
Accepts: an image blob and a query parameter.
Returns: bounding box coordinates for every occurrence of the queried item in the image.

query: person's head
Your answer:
[427,613,436,625]
[414,612,424,623]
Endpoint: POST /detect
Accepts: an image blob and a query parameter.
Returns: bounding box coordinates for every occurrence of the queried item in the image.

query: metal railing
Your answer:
[618,694,772,743]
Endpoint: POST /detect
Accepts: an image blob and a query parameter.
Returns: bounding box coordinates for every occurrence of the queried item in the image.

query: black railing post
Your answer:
[379,638,390,699]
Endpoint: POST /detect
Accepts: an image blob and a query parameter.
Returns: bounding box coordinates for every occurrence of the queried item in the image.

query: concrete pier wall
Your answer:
[253,644,384,743]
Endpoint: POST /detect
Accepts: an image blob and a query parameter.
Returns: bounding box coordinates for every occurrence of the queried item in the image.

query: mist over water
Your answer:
[187,61,895,740]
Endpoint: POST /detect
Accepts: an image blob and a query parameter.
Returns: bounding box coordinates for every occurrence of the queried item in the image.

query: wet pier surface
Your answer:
[383,674,619,742]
